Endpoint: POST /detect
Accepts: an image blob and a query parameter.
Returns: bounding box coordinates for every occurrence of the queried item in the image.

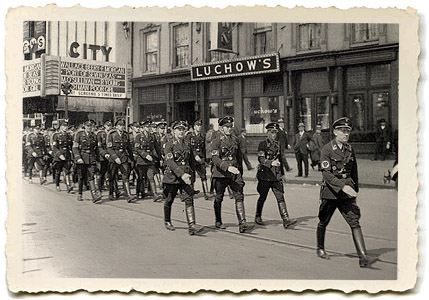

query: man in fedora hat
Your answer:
[293,122,311,177]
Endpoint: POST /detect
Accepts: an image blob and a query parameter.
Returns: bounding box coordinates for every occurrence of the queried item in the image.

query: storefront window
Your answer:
[298,23,321,51]
[139,104,166,122]
[372,92,389,128]
[316,96,330,130]
[173,24,189,68]
[352,24,379,44]
[348,94,365,131]
[298,97,312,131]
[144,31,158,72]
[223,101,234,117]
[209,102,220,130]
[244,96,282,133]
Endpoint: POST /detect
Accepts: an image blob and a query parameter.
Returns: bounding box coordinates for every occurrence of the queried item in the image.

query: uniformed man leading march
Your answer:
[162,120,204,236]
[316,117,377,268]
[255,122,297,228]
[210,116,249,233]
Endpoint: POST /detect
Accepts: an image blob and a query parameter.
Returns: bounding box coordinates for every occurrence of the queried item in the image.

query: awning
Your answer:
[57,96,128,113]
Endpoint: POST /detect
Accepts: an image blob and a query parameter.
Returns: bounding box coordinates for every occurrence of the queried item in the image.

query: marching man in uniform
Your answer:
[162,120,204,236]
[25,125,49,184]
[72,120,102,203]
[210,116,249,233]
[51,120,73,192]
[316,117,377,268]
[96,120,113,193]
[106,119,136,203]
[255,122,297,228]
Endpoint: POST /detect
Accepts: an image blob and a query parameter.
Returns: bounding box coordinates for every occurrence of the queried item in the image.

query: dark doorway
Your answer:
[175,101,195,126]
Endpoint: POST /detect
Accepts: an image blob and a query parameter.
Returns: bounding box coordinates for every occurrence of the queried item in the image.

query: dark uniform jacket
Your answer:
[51,131,73,161]
[293,131,311,155]
[72,130,99,164]
[186,131,206,164]
[276,128,290,152]
[133,132,158,165]
[96,130,109,161]
[163,136,193,185]
[106,129,133,164]
[320,139,359,200]
[44,134,53,156]
[25,132,47,158]
[210,132,243,178]
[375,126,390,143]
[257,138,284,181]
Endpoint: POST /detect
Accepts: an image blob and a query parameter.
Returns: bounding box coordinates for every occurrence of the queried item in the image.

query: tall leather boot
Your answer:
[352,227,378,268]
[114,180,121,199]
[255,199,265,225]
[136,179,142,199]
[316,225,330,259]
[150,179,163,202]
[65,174,73,193]
[202,180,211,200]
[185,205,204,235]
[278,201,297,229]
[89,180,102,204]
[39,170,45,185]
[214,201,226,229]
[164,202,175,231]
[124,181,136,203]
[235,201,249,233]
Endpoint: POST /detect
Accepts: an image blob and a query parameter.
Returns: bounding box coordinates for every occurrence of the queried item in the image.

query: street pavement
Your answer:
[20,176,397,280]
[241,154,396,188]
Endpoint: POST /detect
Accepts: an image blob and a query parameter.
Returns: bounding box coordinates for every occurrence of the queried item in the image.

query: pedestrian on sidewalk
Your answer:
[238,128,253,171]
[373,119,391,161]
[309,124,324,171]
[210,116,249,233]
[276,118,292,172]
[316,117,377,268]
[255,122,297,229]
[162,120,204,236]
[293,122,311,177]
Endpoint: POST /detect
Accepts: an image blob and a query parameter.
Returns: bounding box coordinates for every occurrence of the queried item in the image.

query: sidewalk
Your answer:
[239,154,396,189]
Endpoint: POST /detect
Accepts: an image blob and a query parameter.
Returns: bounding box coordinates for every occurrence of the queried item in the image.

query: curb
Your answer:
[242,176,396,190]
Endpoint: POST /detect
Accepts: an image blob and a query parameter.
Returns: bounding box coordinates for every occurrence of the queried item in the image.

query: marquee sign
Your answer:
[60,57,127,99]
[22,59,42,97]
[191,53,280,81]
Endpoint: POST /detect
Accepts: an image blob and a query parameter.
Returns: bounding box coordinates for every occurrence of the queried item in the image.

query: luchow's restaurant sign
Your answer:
[191,53,280,81]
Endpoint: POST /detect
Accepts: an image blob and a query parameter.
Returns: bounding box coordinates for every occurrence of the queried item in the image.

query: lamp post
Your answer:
[61,82,73,121]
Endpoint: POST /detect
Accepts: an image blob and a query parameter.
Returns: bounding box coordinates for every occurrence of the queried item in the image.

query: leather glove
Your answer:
[76,158,84,164]
[181,173,192,185]
[342,185,357,198]
[115,158,121,164]
[32,152,37,157]
[227,166,240,175]
[59,154,66,161]
[146,155,153,161]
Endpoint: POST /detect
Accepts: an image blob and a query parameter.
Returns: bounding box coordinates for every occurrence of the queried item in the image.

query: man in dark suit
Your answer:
[293,122,311,177]
[373,119,391,161]
[276,118,292,172]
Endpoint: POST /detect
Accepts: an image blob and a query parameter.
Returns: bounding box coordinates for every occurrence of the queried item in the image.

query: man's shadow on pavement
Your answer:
[330,247,396,270]
[257,215,317,229]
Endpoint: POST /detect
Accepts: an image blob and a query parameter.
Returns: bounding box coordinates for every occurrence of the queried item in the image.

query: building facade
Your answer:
[23,21,132,127]
[133,22,398,153]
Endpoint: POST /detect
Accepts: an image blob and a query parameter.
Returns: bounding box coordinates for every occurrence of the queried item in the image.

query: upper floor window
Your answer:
[352,24,379,44]
[298,23,321,51]
[254,23,274,55]
[173,23,190,68]
[143,30,158,72]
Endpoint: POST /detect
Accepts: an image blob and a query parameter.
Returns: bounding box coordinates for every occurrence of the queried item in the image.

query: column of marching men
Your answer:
[22,116,377,268]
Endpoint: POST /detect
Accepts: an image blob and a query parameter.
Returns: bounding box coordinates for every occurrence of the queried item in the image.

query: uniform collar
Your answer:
[331,139,351,153]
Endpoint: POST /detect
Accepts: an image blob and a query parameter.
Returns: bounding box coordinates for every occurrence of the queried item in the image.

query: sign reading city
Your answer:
[191,53,280,81]
[23,59,42,97]
[60,57,127,99]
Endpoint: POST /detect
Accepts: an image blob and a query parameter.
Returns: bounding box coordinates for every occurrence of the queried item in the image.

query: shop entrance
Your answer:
[175,101,196,126]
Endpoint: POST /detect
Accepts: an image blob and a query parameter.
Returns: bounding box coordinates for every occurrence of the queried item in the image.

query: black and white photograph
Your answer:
[4,3,420,294]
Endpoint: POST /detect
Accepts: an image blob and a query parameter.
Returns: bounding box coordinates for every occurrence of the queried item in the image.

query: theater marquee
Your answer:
[190,53,280,81]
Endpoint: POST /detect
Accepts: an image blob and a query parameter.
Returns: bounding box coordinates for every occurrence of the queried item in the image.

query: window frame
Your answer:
[141,27,160,74]
[253,23,276,55]
[350,23,380,46]
[297,23,323,53]
[170,22,192,70]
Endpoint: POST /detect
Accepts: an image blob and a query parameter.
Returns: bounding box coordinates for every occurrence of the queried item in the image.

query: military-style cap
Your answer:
[59,120,68,127]
[84,120,96,126]
[115,119,126,126]
[266,122,280,131]
[68,125,75,131]
[47,128,55,132]
[297,122,305,128]
[219,116,234,127]
[173,120,188,129]
[157,120,167,127]
[194,119,202,126]
[316,123,322,129]
[104,120,113,126]
[140,120,152,126]
[379,119,386,124]
[333,117,353,130]
[277,118,284,123]
[32,124,40,129]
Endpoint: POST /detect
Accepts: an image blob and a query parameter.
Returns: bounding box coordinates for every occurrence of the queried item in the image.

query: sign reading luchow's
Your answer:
[60,57,127,99]
[191,53,280,81]
[23,59,42,97]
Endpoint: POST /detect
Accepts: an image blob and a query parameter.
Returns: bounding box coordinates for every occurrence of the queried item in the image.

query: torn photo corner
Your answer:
[5,4,419,294]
